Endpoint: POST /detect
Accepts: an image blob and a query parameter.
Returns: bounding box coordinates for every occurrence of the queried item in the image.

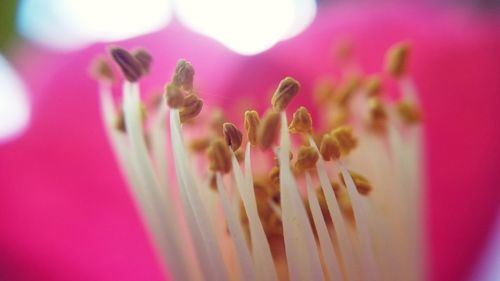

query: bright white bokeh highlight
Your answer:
[0,55,30,143]
[17,0,316,55]
[17,0,173,50]
[173,0,316,55]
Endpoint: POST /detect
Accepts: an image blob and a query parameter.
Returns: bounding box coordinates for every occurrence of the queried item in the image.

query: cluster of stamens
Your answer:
[91,40,424,281]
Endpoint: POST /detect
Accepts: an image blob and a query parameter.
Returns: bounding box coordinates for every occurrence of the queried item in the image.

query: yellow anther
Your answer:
[271,77,300,111]
[364,75,382,97]
[179,94,203,123]
[295,146,319,171]
[333,75,361,106]
[320,134,341,161]
[223,123,243,151]
[289,106,313,135]
[244,110,260,145]
[257,110,281,150]
[385,42,410,78]
[207,138,232,174]
[396,100,421,125]
[89,56,114,83]
[331,126,358,155]
[340,170,372,195]
[165,83,185,109]
[368,96,388,131]
[189,137,210,153]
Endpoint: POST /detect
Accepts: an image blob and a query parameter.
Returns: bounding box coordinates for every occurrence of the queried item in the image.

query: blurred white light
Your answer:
[17,0,173,50]
[173,0,316,55]
[0,55,30,143]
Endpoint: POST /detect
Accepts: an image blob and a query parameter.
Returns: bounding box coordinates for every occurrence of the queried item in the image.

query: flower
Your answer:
[1,3,499,281]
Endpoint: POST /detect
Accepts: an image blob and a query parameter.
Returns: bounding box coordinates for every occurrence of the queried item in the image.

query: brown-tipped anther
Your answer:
[172,59,195,91]
[189,137,210,153]
[386,42,410,78]
[133,49,152,74]
[110,47,143,82]
[320,134,341,161]
[334,75,361,106]
[179,94,203,123]
[207,138,232,174]
[295,146,319,171]
[396,101,421,125]
[269,166,280,187]
[223,123,243,151]
[244,110,260,145]
[257,110,281,150]
[331,126,358,155]
[340,170,372,195]
[165,83,185,108]
[365,75,382,97]
[271,77,300,111]
[289,106,313,135]
[314,79,335,104]
[90,56,114,82]
[368,97,388,130]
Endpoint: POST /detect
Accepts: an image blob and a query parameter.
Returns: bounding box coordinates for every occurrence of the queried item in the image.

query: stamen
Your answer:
[385,42,410,78]
[133,48,153,74]
[165,83,185,108]
[189,137,210,153]
[319,134,341,161]
[207,138,232,174]
[179,94,203,123]
[89,56,114,83]
[110,47,143,82]
[365,75,382,97]
[368,96,388,131]
[244,110,260,145]
[257,110,280,150]
[223,123,243,151]
[289,106,313,135]
[340,170,373,195]
[333,75,360,106]
[331,126,358,155]
[396,100,421,125]
[172,59,195,91]
[295,145,319,171]
[271,77,300,111]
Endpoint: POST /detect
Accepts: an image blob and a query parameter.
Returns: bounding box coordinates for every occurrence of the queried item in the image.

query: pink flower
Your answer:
[1,3,499,281]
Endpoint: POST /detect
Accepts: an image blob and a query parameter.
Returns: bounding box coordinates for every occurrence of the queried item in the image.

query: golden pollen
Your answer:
[289,106,313,135]
[333,75,361,106]
[179,94,203,123]
[244,110,260,145]
[165,83,185,109]
[331,126,358,155]
[340,170,373,195]
[364,75,382,97]
[396,100,422,125]
[189,137,210,153]
[223,123,243,151]
[271,77,300,111]
[172,59,195,91]
[89,56,114,83]
[386,42,410,78]
[257,110,281,150]
[295,146,319,171]
[368,97,388,131]
[320,134,341,161]
[207,138,232,174]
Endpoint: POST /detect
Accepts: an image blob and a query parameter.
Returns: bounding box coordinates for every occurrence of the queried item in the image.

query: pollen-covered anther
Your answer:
[110,47,143,82]
[289,106,313,135]
[271,77,300,111]
[396,100,422,125]
[333,75,361,106]
[295,146,319,171]
[165,83,185,108]
[132,48,152,74]
[244,110,260,145]
[172,59,195,91]
[331,126,358,155]
[368,97,388,130]
[320,134,341,161]
[179,94,203,123]
[207,138,232,174]
[90,56,114,83]
[364,75,382,97]
[340,170,373,195]
[189,137,210,153]
[257,110,281,150]
[385,42,410,78]
[223,123,243,151]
